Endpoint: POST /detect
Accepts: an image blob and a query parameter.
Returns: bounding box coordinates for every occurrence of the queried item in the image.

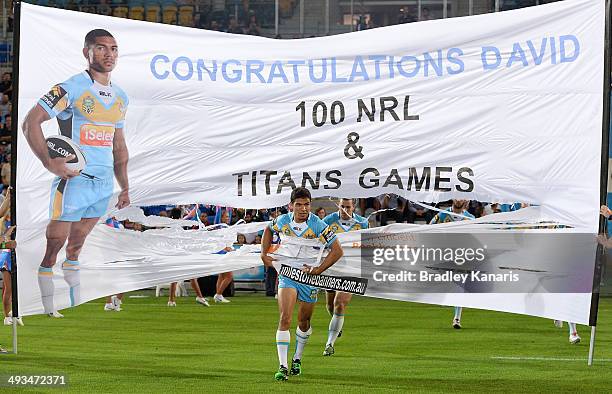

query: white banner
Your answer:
[15,0,605,322]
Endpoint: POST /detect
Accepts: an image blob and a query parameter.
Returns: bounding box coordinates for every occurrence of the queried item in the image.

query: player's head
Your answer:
[315,207,326,219]
[452,199,467,211]
[83,29,118,73]
[290,187,311,222]
[339,198,356,220]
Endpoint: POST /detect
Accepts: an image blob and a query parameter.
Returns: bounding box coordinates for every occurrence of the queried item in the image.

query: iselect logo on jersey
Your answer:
[80,124,114,146]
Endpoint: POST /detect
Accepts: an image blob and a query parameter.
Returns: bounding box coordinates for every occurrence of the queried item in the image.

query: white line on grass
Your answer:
[492,356,612,362]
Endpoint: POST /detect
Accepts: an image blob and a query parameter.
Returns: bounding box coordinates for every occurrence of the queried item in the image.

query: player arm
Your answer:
[113,127,130,209]
[260,226,276,267]
[22,104,79,179]
[309,239,343,275]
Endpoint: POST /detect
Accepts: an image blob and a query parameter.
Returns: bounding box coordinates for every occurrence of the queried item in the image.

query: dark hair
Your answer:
[290,187,311,203]
[84,29,114,48]
[169,207,182,219]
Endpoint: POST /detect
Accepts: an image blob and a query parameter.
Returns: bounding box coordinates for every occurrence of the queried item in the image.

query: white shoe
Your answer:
[48,311,64,318]
[3,317,12,325]
[167,301,176,307]
[196,297,210,307]
[452,318,462,329]
[214,294,230,303]
[569,333,581,344]
[111,295,122,311]
[554,320,563,328]
[104,303,115,311]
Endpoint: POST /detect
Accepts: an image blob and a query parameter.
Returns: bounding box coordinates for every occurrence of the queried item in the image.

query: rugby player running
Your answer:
[261,187,343,381]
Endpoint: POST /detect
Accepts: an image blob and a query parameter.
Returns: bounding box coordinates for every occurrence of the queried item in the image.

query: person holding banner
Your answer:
[322,198,368,356]
[429,200,475,329]
[0,187,19,326]
[261,187,343,381]
[22,29,130,316]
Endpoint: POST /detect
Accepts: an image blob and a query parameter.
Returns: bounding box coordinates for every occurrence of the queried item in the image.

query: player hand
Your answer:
[597,234,610,247]
[600,205,612,218]
[261,254,276,267]
[2,225,15,241]
[302,265,322,275]
[45,155,80,179]
[115,189,130,209]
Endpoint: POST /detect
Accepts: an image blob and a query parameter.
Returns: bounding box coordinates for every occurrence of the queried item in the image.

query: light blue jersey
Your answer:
[39,71,129,179]
[270,212,336,303]
[269,212,336,247]
[429,208,475,224]
[39,71,129,221]
[323,211,369,233]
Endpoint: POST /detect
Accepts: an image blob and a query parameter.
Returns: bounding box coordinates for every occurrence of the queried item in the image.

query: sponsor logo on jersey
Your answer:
[41,85,67,109]
[321,226,336,244]
[80,124,114,147]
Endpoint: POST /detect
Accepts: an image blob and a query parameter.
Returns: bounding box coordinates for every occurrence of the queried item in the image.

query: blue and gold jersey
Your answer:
[39,71,129,179]
[323,211,369,233]
[269,212,336,248]
[430,208,475,224]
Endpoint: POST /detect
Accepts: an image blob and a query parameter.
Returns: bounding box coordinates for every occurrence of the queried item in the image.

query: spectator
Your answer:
[0,115,11,137]
[0,95,9,121]
[208,20,221,31]
[158,210,168,217]
[220,210,230,225]
[0,73,11,99]
[236,233,247,245]
[253,234,262,244]
[169,207,182,220]
[97,0,112,16]
[246,13,261,35]
[255,208,269,222]
[356,15,368,31]
[1,154,10,187]
[226,16,244,34]
[419,7,433,21]
[315,207,326,220]
[398,7,416,24]
[198,212,209,226]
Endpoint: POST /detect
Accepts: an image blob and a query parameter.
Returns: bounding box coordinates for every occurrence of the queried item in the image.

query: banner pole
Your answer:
[9,0,21,355]
[274,0,278,37]
[588,0,612,365]
[588,326,597,366]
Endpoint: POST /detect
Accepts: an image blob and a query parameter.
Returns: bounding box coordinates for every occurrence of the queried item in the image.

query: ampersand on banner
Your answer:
[344,132,364,159]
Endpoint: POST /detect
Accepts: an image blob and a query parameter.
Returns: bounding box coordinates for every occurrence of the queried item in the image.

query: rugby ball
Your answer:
[46,135,87,172]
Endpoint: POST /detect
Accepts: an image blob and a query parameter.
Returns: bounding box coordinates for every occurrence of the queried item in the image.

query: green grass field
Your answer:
[1,293,611,393]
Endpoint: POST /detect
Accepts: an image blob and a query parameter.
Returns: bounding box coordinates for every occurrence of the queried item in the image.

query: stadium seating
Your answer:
[178,4,194,27]
[145,1,161,23]
[161,0,177,24]
[112,0,129,19]
[128,0,145,20]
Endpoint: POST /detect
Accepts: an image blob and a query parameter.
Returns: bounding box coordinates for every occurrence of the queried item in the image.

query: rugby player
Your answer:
[429,199,475,329]
[22,29,130,316]
[261,187,343,381]
[322,198,368,356]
